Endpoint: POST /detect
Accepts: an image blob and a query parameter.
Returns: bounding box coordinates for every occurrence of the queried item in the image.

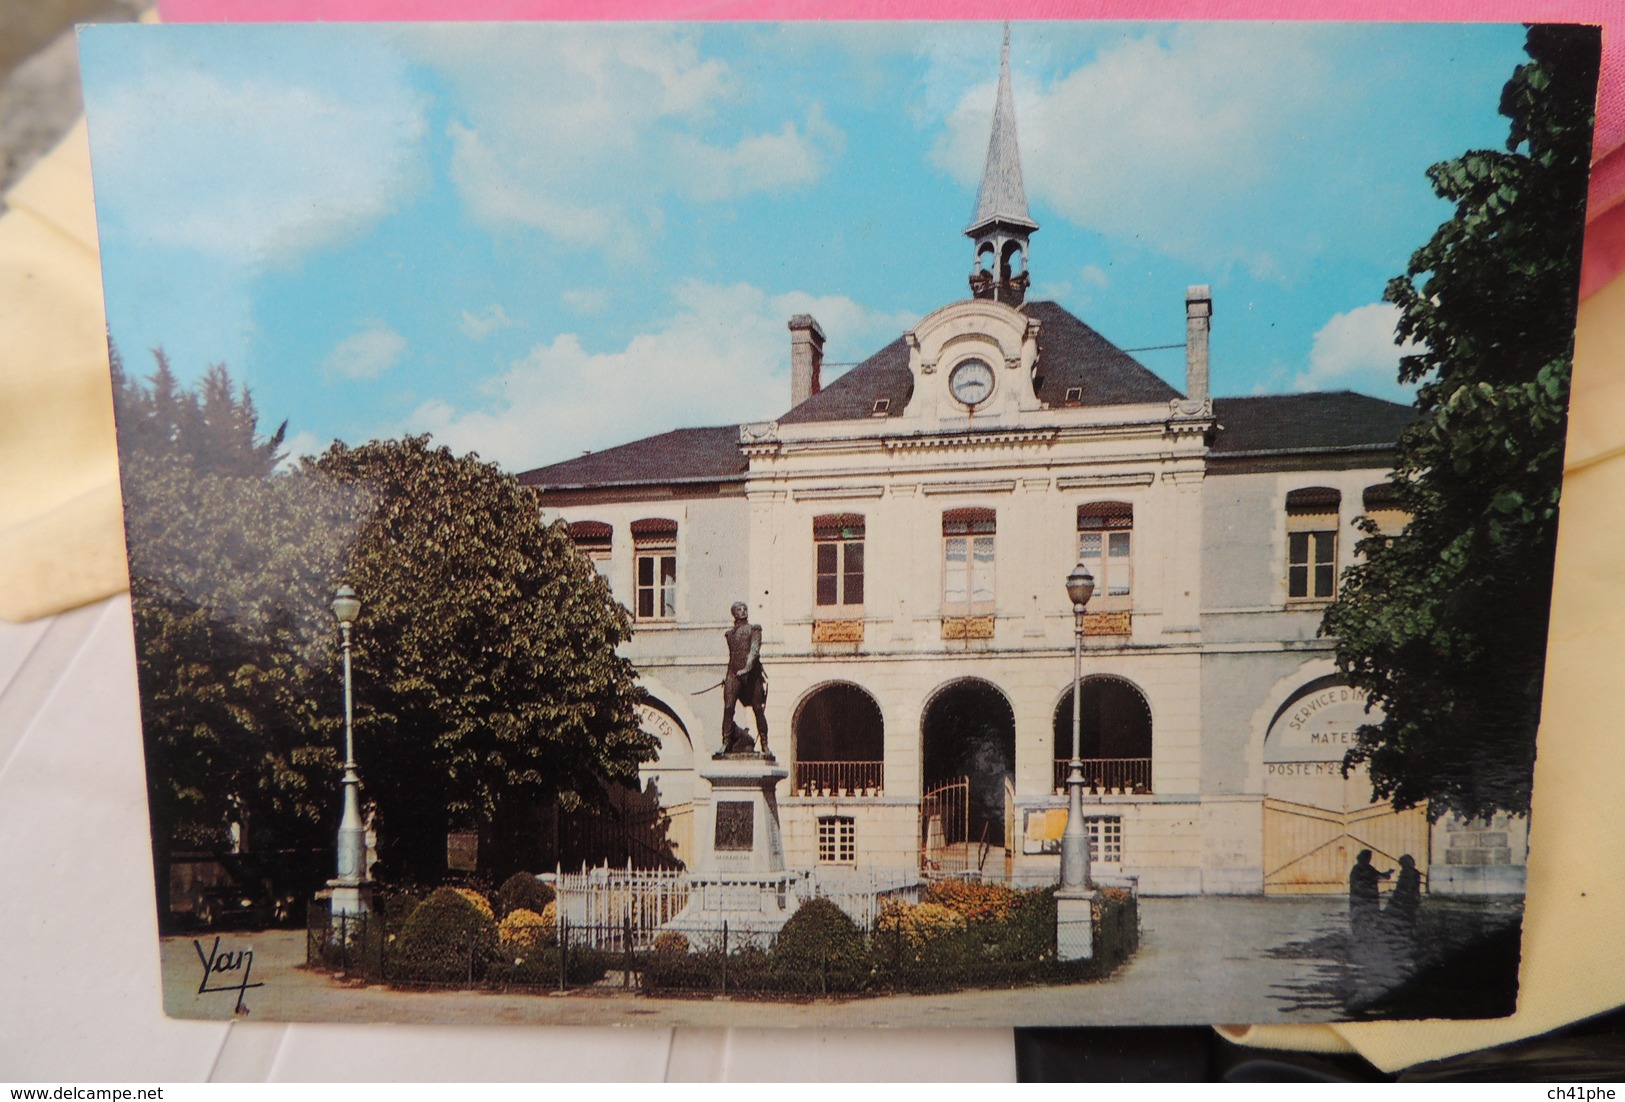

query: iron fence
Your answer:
[1051,757,1153,795]
[791,760,885,797]
[305,881,1140,998]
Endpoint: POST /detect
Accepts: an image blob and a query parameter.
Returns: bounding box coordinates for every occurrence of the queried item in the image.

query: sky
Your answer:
[79,21,1531,473]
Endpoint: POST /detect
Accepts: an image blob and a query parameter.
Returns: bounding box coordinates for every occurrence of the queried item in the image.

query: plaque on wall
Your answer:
[714,801,755,852]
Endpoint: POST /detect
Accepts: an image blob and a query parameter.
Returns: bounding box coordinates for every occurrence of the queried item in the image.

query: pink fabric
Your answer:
[155,0,1625,297]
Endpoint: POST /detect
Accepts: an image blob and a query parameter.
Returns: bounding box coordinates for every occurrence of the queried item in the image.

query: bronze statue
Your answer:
[719,601,769,756]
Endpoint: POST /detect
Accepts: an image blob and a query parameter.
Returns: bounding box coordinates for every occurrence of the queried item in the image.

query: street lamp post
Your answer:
[327,584,373,918]
[1055,562,1097,961]
[1060,562,1095,890]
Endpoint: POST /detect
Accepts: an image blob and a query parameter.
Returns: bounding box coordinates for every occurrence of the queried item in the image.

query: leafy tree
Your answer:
[312,436,653,881]
[114,348,359,924]
[1324,26,1598,822]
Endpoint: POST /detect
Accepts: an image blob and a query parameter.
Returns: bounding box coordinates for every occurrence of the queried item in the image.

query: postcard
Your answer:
[79,19,1599,1026]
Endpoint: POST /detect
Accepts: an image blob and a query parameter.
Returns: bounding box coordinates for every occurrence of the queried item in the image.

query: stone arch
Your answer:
[1051,674,1154,793]
[921,677,1017,848]
[791,681,885,796]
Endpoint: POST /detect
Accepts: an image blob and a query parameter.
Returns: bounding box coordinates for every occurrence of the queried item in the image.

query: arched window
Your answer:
[792,683,884,797]
[1052,675,1153,793]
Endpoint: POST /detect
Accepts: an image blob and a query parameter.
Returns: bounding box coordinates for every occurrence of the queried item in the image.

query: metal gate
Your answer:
[920,777,971,877]
[1263,797,1429,894]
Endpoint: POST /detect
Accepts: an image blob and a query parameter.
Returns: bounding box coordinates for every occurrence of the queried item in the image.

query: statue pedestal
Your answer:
[671,753,798,940]
[1055,887,1096,961]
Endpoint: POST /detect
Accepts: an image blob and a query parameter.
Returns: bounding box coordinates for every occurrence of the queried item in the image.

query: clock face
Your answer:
[949,359,995,408]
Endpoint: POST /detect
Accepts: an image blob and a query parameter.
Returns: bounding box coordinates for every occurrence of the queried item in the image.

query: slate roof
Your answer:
[1024,301,1183,407]
[779,335,914,424]
[515,311,1414,491]
[779,300,1179,425]
[1210,392,1415,455]
[517,424,747,489]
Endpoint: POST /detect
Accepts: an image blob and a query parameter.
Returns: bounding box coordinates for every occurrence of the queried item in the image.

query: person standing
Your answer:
[1348,849,1391,935]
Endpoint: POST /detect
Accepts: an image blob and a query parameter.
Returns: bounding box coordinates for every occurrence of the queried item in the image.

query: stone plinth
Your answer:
[671,752,797,938]
[1055,887,1096,961]
[695,753,788,874]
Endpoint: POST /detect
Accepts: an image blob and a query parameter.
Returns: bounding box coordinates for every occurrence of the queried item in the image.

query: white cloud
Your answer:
[276,430,324,468]
[411,281,917,471]
[1292,303,1421,400]
[89,65,425,261]
[406,26,841,256]
[459,304,518,341]
[674,108,844,202]
[563,288,612,316]
[325,321,407,380]
[932,25,1336,270]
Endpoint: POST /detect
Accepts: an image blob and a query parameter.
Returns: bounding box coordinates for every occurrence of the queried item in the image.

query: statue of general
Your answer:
[719,601,770,756]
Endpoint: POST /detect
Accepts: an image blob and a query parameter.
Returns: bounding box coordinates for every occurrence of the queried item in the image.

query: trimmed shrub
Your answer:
[453,887,494,919]
[494,872,556,919]
[924,879,1019,923]
[769,898,868,993]
[498,904,556,951]
[773,898,866,971]
[651,930,690,955]
[393,886,500,983]
[489,945,611,987]
[876,900,967,946]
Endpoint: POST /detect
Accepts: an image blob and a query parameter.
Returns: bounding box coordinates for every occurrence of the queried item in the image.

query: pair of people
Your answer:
[1349,850,1422,930]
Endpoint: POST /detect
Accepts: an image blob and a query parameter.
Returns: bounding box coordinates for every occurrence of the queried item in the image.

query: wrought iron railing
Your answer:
[1052,757,1153,794]
[792,760,884,797]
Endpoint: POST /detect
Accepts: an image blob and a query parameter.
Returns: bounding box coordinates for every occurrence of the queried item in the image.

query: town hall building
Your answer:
[518,40,1526,897]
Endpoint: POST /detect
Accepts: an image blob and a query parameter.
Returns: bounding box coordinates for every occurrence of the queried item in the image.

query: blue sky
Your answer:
[79,21,1529,473]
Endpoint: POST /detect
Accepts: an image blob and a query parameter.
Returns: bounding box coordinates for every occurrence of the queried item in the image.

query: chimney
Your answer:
[789,314,826,408]
[1185,285,1212,405]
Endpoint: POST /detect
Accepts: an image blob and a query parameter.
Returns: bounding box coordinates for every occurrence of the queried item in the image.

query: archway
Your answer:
[921,679,1016,853]
[792,682,884,796]
[1052,675,1153,793]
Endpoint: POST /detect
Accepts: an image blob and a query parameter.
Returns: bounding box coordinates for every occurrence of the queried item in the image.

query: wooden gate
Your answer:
[1263,797,1429,894]
[920,777,971,877]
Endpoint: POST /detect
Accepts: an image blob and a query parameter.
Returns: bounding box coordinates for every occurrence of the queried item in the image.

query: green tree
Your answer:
[312,436,653,881]
[114,348,360,924]
[1324,26,1598,822]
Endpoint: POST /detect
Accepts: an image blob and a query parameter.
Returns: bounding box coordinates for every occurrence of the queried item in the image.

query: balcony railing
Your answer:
[1053,757,1152,795]
[793,760,885,797]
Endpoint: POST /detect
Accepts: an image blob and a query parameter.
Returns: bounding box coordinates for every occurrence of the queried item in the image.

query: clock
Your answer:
[949,358,995,408]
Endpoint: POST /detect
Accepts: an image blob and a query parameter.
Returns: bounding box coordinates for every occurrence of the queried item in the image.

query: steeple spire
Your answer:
[966,23,1037,305]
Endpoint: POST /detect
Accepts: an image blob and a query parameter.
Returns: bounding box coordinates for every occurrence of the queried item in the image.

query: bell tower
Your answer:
[966,25,1038,305]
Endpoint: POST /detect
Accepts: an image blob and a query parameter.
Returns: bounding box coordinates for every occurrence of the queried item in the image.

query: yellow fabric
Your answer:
[0,118,127,621]
[1225,278,1625,1072]
[3,94,1622,1069]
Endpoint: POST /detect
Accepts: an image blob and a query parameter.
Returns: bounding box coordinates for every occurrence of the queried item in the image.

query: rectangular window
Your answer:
[943,510,996,616]
[632,518,678,620]
[817,816,856,863]
[568,521,613,581]
[1288,530,1336,599]
[814,515,865,610]
[1286,488,1341,602]
[1087,817,1123,865]
[1077,502,1133,600]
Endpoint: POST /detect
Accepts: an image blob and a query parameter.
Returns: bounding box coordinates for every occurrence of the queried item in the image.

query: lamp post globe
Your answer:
[328,584,372,917]
[1060,562,1094,891]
